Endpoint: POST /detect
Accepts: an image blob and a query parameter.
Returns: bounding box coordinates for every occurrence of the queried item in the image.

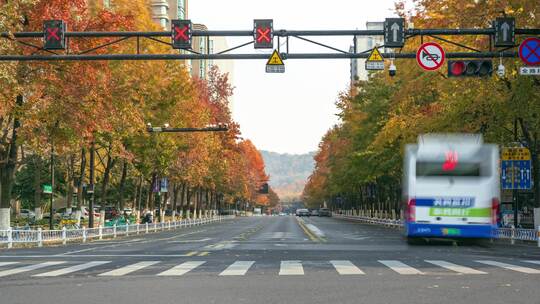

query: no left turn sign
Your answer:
[416,42,445,71]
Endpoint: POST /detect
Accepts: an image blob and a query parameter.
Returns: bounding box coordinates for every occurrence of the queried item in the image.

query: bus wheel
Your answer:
[406,237,423,245]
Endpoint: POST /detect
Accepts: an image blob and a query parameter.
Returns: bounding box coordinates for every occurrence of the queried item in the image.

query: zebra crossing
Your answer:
[0,259,539,278]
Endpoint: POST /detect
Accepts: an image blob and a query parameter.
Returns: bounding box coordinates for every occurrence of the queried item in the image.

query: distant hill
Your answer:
[260,150,315,202]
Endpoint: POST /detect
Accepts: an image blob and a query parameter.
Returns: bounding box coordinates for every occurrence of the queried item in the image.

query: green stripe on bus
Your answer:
[428,208,491,217]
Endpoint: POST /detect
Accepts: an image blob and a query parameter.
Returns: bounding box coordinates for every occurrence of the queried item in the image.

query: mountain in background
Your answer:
[260,150,315,202]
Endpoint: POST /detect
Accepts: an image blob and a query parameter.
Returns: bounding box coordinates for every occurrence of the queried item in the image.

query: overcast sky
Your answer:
[189,0,403,154]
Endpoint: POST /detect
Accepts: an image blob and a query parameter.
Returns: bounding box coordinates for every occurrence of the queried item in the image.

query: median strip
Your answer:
[296,217,326,242]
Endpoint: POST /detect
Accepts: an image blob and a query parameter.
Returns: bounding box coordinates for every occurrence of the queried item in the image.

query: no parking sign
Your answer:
[416,42,445,71]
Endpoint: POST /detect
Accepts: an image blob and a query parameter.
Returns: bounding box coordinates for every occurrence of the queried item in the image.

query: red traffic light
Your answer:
[171,20,192,49]
[448,60,492,77]
[254,19,273,49]
[43,20,66,50]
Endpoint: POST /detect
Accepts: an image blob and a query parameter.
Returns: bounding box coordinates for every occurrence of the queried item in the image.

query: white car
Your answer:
[19,209,35,218]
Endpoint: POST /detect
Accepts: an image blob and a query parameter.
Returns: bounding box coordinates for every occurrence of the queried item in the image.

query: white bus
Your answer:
[402,134,499,242]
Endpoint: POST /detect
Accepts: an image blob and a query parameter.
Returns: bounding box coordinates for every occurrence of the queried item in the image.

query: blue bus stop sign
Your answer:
[519,37,540,66]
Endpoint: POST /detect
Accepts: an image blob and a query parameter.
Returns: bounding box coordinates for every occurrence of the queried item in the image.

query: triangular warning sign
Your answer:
[367,47,384,62]
[266,50,284,65]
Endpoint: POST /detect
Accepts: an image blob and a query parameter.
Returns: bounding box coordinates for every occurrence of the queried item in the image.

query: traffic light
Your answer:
[171,19,192,49]
[258,183,269,194]
[447,60,493,77]
[254,19,273,49]
[43,20,66,50]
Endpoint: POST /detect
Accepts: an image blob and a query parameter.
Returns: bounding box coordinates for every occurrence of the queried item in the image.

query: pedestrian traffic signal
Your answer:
[447,60,493,77]
[171,20,192,49]
[43,20,66,50]
[254,19,273,49]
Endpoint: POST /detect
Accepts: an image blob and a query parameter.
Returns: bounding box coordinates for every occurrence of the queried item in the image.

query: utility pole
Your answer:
[48,136,54,230]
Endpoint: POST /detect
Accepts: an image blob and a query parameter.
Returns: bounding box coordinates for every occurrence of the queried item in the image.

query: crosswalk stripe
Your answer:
[33,261,110,277]
[279,260,304,275]
[0,262,19,267]
[219,261,254,276]
[475,260,540,274]
[425,260,486,274]
[0,261,66,277]
[523,260,540,266]
[157,261,205,276]
[98,261,160,276]
[330,260,365,275]
[378,260,424,275]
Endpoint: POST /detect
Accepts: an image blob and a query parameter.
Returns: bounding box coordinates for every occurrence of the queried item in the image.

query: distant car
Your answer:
[310,209,319,216]
[278,212,286,216]
[318,208,331,217]
[295,209,310,217]
[19,209,35,219]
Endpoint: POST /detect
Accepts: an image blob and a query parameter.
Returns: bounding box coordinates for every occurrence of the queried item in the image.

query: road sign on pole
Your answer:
[384,18,405,48]
[365,47,384,70]
[265,50,284,73]
[416,42,445,71]
[501,147,532,190]
[520,66,540,75]
[42,184,52,194]
[254,19,273,49]
[519,37,540,66]
[494,17,515,47]
[171,20,192,49]
[43,20,66,50]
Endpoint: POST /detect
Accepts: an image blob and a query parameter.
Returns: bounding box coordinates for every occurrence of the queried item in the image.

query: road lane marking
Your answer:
[272,232,285,238]
[378,260,424,275]
[157,261,206,276]
[0,262,19,267]
[98,261,160,276]
[185,251,198,256]
[523,260,540,266]
[219,261,254,276]
[425,260,486,274]
[296,218,320,242]
[167,238,212,243]
[33,261,110,277]
[330,260,365,275]
[475,260,540,274]
[198,252,209,257]
[0,261,66,277]
[279,260,304,275]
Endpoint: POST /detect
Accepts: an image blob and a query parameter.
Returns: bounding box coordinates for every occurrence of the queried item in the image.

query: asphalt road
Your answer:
[1,215,540,304]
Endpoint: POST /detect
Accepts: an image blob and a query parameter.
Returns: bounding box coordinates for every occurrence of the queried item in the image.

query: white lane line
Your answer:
[378,260,424,275]
[330,260,365,275]
[0,262,19,267]
[425,260,486,274]
[475,260,540,274]
[219,261,255,276]
[33,261,111,277]
[279,260,304,275]
[98,261,160,276]
[0,261,66,277]
[523,260,540,266]
[157,261,206,276]
[272,232,285,239]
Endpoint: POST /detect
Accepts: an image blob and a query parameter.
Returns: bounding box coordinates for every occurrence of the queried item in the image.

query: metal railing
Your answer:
[332,212,540,246]
[0,215,235,249]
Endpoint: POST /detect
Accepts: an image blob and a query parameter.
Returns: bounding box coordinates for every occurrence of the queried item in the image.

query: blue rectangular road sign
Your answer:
[501,160,532,190]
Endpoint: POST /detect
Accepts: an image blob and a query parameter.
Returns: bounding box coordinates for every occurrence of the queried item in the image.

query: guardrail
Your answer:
[332,213,540,246]
[0,215,235,249]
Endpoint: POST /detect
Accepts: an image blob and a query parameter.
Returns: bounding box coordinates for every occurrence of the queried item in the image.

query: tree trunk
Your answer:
[76,147,86,209]
[65,154,75,212]
[99,142,116,206]
[118,159,128,210]
[0,95,22,229]
[33,156,42,219]
[172,183,178,212]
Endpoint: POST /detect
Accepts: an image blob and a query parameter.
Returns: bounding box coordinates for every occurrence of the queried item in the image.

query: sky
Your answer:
[189,0,402,154]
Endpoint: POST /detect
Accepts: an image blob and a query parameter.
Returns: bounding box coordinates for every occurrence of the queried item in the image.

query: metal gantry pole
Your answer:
[89,141,95,228]
[49,136,54,230]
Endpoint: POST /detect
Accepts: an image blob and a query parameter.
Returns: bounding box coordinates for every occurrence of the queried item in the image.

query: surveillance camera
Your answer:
[389,63,397,77]
[497,64,505,77]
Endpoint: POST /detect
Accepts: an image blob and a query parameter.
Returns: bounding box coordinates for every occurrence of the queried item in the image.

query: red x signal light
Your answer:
[43,20,66,50]
[254,19,273,49]
[171,20,192,49]
[448,60,493,77]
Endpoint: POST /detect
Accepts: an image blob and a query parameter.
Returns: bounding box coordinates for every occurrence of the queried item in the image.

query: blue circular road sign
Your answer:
[519,37,540,66]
